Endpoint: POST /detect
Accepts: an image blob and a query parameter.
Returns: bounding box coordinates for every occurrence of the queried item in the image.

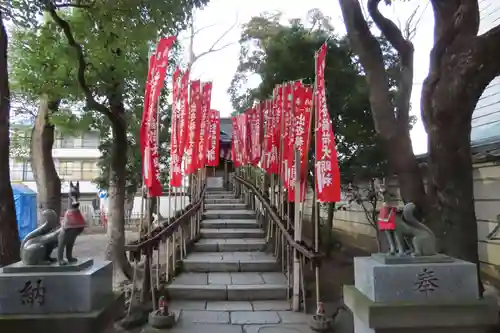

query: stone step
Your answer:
[166,272,288,301]
[205,198,243,205]
[201,219,259,229]
[205,193,235,199]
[194,238,266,252]
[203,210,256,220]
[200,228,264,238]
[182,252,279,272]
[205,187,229,192]
[205,203,247,210]
[200,228,264,239]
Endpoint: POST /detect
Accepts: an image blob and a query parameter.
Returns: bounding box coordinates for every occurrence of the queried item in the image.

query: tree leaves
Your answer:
[8,0,209,193]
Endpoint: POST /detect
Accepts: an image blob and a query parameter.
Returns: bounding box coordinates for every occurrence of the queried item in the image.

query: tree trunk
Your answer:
[338,0,427,212]
[105,104,133,280]
[0,13,21,266]
[426,113,477,261]
[422,58,487,290]
[31,96,62,218]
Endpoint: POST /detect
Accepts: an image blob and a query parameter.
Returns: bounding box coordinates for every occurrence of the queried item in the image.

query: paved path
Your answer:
[73,232,138,261]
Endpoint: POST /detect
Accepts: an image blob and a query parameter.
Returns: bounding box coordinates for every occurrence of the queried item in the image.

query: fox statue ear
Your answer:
[69,181,73,187]
[76,181,80,189]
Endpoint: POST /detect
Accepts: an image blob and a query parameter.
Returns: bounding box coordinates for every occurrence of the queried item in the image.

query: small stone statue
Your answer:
[20,181,86,265]
[377,184,437,257]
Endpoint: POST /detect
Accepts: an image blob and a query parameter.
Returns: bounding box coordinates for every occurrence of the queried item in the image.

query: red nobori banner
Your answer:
[198,82,213,167]
[206,109,220,167]
[249,104,262,166]
[231,116,242,167]
[281,82,293,187]
[261,100,272,171]
[170,68,182,187]
[288,82,313,202]
[185,80,202,174]
[141,36,176,197]
[238,112,249,165]
[177,70,190,155]
[315,43,341,202]
[267,85,281,174]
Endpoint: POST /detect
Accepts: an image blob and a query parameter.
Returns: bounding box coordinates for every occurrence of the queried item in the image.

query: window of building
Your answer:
[58,161,81,180]
[9,160,24,181]
[23,161,34,181]
[55,133,76,148]
[82,161,99,180]
[82,132,99,148]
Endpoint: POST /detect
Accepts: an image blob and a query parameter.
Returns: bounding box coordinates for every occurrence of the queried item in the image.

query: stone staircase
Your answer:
[164,186,313,331]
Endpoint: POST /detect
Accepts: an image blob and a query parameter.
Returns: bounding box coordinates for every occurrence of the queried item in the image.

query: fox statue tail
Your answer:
[402,202,435,236]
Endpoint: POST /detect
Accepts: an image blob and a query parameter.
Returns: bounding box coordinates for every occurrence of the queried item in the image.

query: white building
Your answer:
[9,126,101,208]
[471,0,500,144]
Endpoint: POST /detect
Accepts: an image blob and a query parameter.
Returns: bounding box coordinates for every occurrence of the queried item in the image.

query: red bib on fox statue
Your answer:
[377,205,396,230]
[63,208,86,229]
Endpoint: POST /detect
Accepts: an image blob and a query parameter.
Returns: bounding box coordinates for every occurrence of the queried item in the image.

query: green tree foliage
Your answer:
[8,0,206,194]
[229,12,403,181]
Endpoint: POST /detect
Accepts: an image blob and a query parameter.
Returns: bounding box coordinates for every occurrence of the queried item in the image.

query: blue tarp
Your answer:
[12,184,37,240]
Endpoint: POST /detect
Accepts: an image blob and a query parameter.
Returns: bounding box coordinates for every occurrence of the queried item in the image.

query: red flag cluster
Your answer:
[168,75,220,187]
[141,36,222,194]
[231,43,341,202]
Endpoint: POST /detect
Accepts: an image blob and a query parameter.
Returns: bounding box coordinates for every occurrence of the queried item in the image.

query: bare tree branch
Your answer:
[188,14,239,70]
[477,23,500,75]
[367,0,413,66]
[421,1,479,129]
[338,0,395,136]
[367,0,415,129]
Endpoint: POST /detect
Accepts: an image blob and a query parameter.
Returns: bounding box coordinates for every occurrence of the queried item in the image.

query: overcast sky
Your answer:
[178,0,435,154]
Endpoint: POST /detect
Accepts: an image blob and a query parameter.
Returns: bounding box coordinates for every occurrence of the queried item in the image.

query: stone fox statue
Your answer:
[377,183,437,257]
[21,181,87,265]
[377,186,436,256]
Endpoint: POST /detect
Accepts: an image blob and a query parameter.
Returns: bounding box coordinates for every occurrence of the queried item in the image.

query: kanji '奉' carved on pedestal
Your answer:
[20,181,86,266]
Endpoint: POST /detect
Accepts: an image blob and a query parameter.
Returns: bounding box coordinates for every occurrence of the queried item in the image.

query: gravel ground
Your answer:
[73,231,139,288]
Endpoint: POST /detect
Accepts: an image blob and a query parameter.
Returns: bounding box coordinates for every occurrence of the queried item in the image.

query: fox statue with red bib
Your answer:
[20,181,87,266]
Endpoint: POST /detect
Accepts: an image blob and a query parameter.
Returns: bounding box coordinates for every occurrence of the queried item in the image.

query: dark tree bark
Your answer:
[104,97,134,280]
[338,0,427,211]
[46,6,134,279]
[31,96,62,217]
[421,1,500,271]
[0,12,21,266]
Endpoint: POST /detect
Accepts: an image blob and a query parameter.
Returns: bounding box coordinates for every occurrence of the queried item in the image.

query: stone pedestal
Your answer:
[0,259,124,333]
[344,255,498,333]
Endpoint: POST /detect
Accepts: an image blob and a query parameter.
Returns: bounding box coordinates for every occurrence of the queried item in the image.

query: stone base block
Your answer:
[354,256,479,303]
[2,258,94,273]
[343,285,498,333]
[0,293,124,333]
[0,260,112,314]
